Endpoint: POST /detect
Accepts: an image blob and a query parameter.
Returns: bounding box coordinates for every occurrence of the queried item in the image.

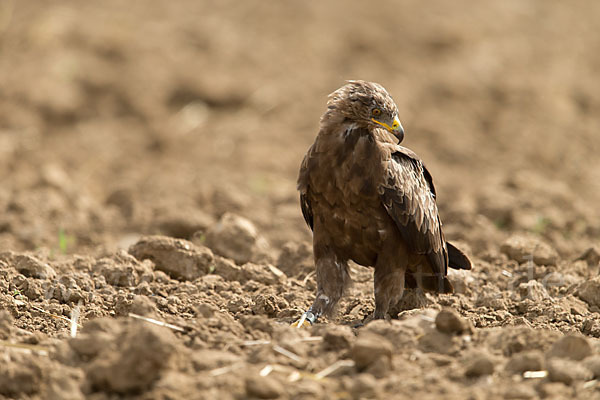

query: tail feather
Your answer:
[447,241,472,270]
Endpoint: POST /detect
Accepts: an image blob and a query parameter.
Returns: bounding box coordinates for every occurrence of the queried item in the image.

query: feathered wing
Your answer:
[379,147,449,279]
[298,145,315,231]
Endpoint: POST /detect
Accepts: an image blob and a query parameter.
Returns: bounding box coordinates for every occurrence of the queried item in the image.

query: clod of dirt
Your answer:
[94,253,141,287]
[464,351,495,377]
[547,335,593,361]
[576,246,600,268]
[46,366,85,400]
[546,359,593,385]
[318,325,355,351]
[500,235,558,266]
[487,327,562,357]
[419,330,460,356]
[0,310,13,340]
[242,263,286,285]
[360,318,421,350]
[209,187,251,216]
[204,213,271,265]
[351,373,379,399]
[105,188,136,219]
[582,355,600,379]
[351,332,393,370]
[245,375,284,399]
[129,235,213,280]
[129,295,158,317]
[85,320,179,394]
[435,308,470,335]
[13,254,56,279]
[277,241,313,278]
[505,350,545,374]
[154,208,214,239]
[518,280,550,302]
[191,350,241,371]
[577,277,600,309]
[39,163,74,194]
[502,383,537,400]
[0,354,43,397]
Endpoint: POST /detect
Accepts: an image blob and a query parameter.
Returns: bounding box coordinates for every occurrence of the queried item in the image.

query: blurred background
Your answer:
[1,0,599,257]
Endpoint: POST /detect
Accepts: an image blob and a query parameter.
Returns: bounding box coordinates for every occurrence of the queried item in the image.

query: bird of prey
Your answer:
[295,80,471,327]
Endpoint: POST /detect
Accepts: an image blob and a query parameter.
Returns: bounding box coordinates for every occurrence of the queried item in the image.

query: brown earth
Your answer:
[1,0,600,399]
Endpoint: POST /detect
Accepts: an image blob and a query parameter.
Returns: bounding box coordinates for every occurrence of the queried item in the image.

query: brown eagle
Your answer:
[295,81,471,326]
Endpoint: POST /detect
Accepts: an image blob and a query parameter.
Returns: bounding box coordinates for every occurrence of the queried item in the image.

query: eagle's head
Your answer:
[324,80,404,143]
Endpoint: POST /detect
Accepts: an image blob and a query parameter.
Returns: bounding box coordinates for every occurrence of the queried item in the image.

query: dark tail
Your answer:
[447,242,472,270]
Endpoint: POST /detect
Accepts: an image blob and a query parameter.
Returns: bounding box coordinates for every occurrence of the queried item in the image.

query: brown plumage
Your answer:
[296,81,471,324]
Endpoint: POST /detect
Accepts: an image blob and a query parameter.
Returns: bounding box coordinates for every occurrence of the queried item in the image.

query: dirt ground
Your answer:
[1,0,600,399]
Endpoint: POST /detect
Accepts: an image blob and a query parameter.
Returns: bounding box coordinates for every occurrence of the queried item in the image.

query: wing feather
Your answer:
[298,145,315,231]
[379,149,448,276]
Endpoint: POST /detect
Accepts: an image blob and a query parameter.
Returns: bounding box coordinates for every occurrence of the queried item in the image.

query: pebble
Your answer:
[245,375,284,399]
[547,335,593,361]
[435,308,469,334]
[577,277,600,308]
[464,351,494,377]
[505,350,545,374]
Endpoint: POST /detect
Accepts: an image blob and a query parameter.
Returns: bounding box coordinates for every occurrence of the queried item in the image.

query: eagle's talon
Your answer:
[292,311,318,328]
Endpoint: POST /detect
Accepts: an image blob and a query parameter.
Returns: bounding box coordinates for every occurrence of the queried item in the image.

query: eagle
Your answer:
[295,81,471,327]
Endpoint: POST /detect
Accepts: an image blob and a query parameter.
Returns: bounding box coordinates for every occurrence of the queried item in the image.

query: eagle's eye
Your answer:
[371,108,382,117]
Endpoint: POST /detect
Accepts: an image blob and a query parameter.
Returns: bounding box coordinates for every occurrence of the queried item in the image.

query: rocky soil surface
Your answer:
[1,0,600,399]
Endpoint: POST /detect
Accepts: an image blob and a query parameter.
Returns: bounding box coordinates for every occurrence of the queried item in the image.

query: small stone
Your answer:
[14,255,56,280]
[435,308,469,334]
[500,235,558,266]
[582,320,600,338]
[464,351,494,377]
[577,246,600,267]
[351,332,393,370]
[245,375,284,399]
[204,213,271,264]
[577,277,600,308]
[547,358,593,385]
[547,335,593,361]
[505,350,545,374]
[129,236,213,281]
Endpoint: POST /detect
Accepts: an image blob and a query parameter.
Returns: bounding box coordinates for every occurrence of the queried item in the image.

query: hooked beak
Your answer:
[371,116,404,143]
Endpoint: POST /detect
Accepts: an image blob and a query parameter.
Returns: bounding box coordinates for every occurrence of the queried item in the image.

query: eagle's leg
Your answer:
[373,263,406,320]
[294,252,350,327]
